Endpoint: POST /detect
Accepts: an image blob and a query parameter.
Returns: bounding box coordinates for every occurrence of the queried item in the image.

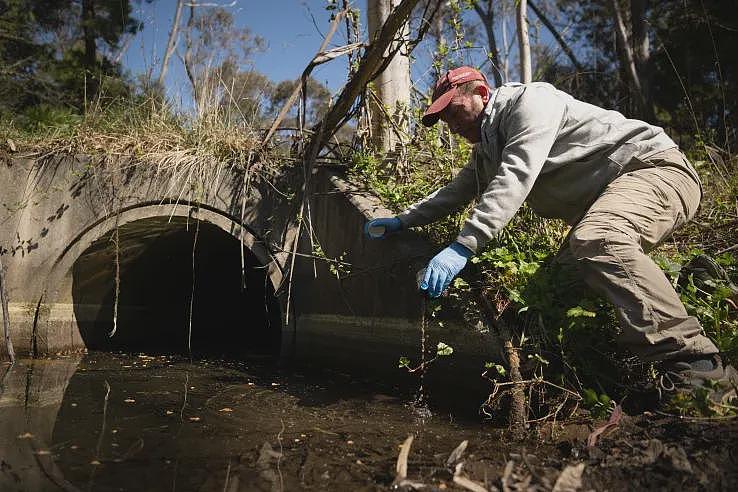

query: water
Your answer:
[0,353,499,491]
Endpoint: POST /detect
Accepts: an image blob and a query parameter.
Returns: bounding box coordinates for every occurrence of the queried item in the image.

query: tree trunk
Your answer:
[516,0,532,83]
[473,0,502,87]
[367,0,411,153]
[158,0,186,89]
[630,0,655,120]
[610,0,650,119]
[183,5,201,114]
[81,0,98,100]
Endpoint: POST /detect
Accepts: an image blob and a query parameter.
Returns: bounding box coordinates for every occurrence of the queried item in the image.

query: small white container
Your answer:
[367,224,386,239]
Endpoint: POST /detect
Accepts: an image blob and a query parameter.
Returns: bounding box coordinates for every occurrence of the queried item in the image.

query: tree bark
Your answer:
[610,0,650,119]
[516,0,532,83]
[81,0,98,100]
[183,5,201,114]
[367,0,411,153]
[630,0,655,120]
[472,0,503,87]
[528,0,582,72]
[158,0,185,89]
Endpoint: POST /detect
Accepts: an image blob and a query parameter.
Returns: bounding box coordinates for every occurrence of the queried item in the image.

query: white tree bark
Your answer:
[516,0,532,83]
[157,0,186,89]
[610,0,650,118]
[367,0,411,152]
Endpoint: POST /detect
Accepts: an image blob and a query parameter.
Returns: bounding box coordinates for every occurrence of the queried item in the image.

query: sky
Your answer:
[122,0,368,110]
[121,0,563,112]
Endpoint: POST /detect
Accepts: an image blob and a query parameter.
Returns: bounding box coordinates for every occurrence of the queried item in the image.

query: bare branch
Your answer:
[157,0,186,88]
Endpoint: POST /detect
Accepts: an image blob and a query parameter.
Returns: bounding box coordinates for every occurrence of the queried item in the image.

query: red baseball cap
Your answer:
[422,66,489,127]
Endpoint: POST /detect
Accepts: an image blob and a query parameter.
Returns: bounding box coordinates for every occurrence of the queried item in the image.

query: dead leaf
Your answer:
[124,398,135,403]
[453,463,488,492]
[17,432,34,439]
[188,416,201,422]
[7,139,16,152]
[219,407,233,412]
[395,435,414,480]
[446,440,468,467]
[587,405,622,447]
[552,463,585,492]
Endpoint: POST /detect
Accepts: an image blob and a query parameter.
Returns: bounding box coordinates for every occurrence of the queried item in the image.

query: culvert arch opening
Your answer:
[71,216,281,357]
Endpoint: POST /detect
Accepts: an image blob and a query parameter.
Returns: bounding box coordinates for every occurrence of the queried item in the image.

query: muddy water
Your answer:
[0,353,507,491]
[3,353,738,491]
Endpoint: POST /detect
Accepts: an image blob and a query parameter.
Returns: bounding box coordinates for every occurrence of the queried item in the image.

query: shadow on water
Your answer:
[0,354,495,491]
[71,217,281,358]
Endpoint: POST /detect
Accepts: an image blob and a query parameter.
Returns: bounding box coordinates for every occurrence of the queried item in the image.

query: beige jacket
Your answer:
[397,82,696,253]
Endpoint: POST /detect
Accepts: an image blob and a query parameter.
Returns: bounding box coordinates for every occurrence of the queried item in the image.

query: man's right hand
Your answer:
[363,217,403,239]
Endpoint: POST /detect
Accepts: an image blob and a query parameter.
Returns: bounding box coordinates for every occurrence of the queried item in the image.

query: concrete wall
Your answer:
[292,168,495,382]
[1,154,291,355]
[1,155,495,382]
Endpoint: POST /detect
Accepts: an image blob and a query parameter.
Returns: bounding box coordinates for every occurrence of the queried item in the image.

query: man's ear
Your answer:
[476,84,491,104]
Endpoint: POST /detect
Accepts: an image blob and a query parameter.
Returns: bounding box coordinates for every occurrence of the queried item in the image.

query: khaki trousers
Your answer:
[559,149,719,362]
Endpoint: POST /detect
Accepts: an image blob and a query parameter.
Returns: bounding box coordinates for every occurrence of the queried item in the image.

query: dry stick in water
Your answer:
[505,340,526,439]
[478,292,526,436]
[188,216,201,358]
[0,254,15,363]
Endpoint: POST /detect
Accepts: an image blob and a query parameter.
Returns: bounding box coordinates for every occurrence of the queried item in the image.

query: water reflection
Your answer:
[1,353,487,491]
[0,357,81,491]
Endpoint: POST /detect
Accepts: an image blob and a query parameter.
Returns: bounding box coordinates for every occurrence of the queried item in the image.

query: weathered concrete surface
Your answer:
[1,154,494,378]
[0,154,292,355]
[292,168,495,380]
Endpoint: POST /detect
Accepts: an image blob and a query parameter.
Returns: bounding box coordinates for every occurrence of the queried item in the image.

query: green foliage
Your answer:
[436,341,454,356]
[0,0,142,113]
[657,250,738,364]
[582,388,614,420]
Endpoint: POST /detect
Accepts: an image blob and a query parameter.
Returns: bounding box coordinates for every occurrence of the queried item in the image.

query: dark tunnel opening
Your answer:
[72,216,281,358]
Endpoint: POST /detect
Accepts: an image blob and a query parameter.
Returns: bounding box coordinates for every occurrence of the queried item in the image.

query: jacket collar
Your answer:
[479,82,523,154]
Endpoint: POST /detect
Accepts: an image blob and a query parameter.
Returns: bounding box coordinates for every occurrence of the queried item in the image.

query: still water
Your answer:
[0,353,501,491]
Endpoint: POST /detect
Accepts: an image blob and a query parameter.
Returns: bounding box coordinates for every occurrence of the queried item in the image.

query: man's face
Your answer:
[438,87,489,143]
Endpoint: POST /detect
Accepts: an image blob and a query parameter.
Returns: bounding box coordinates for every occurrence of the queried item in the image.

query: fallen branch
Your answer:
[392,435,426,489]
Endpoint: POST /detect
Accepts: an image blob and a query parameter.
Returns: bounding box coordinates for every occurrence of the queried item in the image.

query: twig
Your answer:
[717,244,738,255]
[188,214,201,359]
[454,463,489,492]
[394,435,414,481]
[262,10,347,145]
[0,254,15,363]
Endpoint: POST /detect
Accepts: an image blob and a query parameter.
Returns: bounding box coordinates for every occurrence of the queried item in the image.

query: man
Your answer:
[364,66,736,400]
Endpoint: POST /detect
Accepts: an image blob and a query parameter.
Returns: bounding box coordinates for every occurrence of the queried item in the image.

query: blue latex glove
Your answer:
[364,217,403,239]
[420,242,473,298]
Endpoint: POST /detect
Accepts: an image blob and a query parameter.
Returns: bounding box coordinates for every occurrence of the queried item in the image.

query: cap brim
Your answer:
[421,87,457,127]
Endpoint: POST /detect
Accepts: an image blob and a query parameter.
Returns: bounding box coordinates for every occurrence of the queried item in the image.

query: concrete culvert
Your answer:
[71,216,281,358]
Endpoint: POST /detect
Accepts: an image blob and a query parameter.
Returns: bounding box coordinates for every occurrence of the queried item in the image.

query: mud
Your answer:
[1,353,736,491]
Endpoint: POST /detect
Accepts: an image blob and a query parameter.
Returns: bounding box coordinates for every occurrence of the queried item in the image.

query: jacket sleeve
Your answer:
[396,148,483,229]
[455,85,566,253]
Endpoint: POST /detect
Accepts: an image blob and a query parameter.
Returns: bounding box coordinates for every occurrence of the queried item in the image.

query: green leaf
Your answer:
[566,306,597,318]
[398,356,410,369]
[484,362,506,375]
[436,342,454,357]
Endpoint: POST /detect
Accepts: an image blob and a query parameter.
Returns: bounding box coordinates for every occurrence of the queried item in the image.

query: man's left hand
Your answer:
[420,242,473,298]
